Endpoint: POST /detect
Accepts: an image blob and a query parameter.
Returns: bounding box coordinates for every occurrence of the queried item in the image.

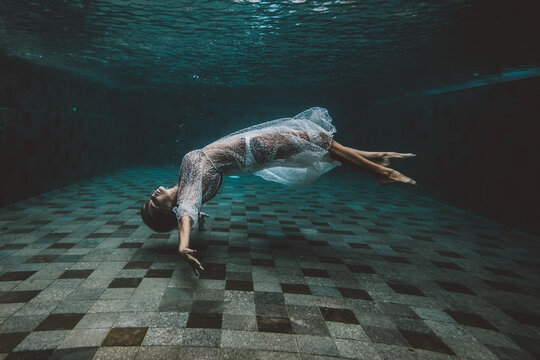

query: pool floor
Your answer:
[0,167,539,360]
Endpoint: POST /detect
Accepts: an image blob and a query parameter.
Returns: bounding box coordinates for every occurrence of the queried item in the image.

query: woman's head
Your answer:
[140,186,178,232]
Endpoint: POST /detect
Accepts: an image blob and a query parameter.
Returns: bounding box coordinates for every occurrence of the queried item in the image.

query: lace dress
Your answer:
[172,107,342,229]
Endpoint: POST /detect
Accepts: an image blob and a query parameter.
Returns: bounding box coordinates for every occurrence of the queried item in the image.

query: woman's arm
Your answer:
[178,215,204,276]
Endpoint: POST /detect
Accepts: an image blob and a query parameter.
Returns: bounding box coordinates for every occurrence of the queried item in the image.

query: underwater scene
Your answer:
[0,1,539,359]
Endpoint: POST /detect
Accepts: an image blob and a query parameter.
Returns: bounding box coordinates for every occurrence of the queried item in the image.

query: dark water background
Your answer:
[1,0,539,234]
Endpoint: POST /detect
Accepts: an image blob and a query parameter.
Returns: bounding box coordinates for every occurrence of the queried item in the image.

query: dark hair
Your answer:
[140,200,177,233]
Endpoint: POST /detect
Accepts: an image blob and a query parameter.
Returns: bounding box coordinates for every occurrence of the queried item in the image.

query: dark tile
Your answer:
[301,268,329,278]
[0,332,30,353]
[348,243,371,249]
[48,243,75,249]
[44,232,70,239]
[225,280,253,291]
[50,347,99,360]
[254,291,285,305]
[281,283,311,295]
[363,325,409,346]
[399,330,455,355]
[337,287,373,300]
[483,279,528,294]
[382,256,411,264]
[35,313,85,331]
[118,242,143,249]
[502,309,540,327]
[508,335,540,359]
[388,282,425,297]
[0,290,41,303]
[0,244,27,250]
[436,281,476,295]
[145,269,174,278]
[485,344,537,360]
[5,350,55,360]
[251,258,275,267]
[59,269,94,279]
[483,266,523,278]
[102,327,148,346]
[257,316,292,333]
[308,240,329,246]
[391,246,415,254]
[444,310,497,330]
[108,278,142,288]
[431,260,463,270]
[319,307,359,324]
[123,261,152,269]
[0,271,36,281]
[186,313,222,329]
[199,263,226,280]
[25,255,58,263]
[346,264,376,274]
[437,250,464,259]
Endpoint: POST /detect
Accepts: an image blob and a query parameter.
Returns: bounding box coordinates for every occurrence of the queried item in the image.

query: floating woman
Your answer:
[140,107,416,275]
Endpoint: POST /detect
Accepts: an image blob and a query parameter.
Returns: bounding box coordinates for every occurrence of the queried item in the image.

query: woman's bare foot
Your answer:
[358,151,416,167]
[376,169,417,186]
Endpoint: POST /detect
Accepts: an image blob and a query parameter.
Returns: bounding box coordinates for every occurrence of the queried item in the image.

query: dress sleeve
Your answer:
[172,150,222,230]
[172,150,205,230]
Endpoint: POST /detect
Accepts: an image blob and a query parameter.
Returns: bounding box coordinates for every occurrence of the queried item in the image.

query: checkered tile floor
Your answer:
[0,166,539,360]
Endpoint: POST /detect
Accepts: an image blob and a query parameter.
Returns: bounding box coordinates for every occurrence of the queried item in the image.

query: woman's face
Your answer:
[150,186,173,210]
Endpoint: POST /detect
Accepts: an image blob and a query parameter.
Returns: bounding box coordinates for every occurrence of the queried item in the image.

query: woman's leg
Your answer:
[328,140,417,185]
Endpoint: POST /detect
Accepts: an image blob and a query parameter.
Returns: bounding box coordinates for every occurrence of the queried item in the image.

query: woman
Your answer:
[141,107,416,275]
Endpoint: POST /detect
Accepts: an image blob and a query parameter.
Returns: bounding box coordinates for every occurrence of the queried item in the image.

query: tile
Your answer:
[102,327,148,346]
[181,329,221,347]
[281,284,311,295]
[107,278,142,288]
[50,346,99,360]
[436,281,476,295]
[59,270,94,279]
[257,316,292,333]
[4,350,55,359]
[337,287,373,300]
[387,282,425,297]
[14,330,69,351]
[0,272,36,282]
[225,280,254,291]
[57,328,109,348]
[186,313,223,329]
[254,291,285,305]
[135,346,181,360]
[444,310,497,330]
[35,313,85,331]
[222,314,257,331]
[0,332,30,353]
[399,330,455,355]
[296,335,339,356]
[0,291,41,303]
[319,307,360,324]
[141,328,183,346]
[301,268,329,278]
[363,325,409,346]
[144,269,173,278]
[334,339,383,360]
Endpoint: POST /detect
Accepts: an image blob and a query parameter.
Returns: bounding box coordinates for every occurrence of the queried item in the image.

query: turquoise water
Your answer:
[1,0,538,97]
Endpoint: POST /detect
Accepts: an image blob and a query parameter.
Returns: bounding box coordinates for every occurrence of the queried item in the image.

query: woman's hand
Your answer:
[179,247,205,277]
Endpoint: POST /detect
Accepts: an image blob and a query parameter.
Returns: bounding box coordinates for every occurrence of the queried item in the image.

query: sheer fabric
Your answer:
[173,107,341,229]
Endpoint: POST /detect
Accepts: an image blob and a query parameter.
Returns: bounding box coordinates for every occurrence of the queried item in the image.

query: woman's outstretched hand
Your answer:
[179,248,205,277]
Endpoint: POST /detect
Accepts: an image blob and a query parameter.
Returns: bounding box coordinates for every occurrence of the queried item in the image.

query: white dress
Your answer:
[172,107,342,229]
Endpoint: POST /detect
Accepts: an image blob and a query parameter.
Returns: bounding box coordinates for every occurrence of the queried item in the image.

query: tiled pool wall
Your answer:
[2,55,540,236]
[0,57,132,207]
